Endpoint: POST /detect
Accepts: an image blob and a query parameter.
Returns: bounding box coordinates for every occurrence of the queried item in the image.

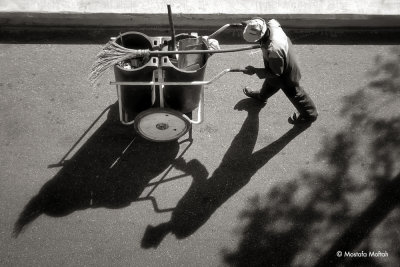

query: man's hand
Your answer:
[243,66,272,79]
[243,65,256,75]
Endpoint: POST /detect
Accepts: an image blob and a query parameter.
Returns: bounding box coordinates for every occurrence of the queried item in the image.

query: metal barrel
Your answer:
[162,36,210,114]
[113,32,158,122]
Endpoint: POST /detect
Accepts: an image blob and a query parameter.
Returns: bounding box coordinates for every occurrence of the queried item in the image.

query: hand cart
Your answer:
[109,30,253,142]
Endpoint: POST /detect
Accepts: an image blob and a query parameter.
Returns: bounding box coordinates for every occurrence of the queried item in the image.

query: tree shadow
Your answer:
[141,98,310,248]
[223,48,400,266]
[13,102,186,237]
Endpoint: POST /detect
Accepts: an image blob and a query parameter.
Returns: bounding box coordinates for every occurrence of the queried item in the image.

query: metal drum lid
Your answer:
[134,108,190,142]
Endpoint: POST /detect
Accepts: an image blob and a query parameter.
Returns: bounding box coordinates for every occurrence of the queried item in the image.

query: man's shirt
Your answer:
[260,19,301,84]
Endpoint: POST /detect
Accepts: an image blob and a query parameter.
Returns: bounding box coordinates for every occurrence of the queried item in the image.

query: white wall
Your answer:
[1,0,400,15]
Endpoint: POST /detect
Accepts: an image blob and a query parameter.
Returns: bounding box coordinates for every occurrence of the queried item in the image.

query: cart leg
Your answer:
[184,111,193,141]
[188,122,193,141]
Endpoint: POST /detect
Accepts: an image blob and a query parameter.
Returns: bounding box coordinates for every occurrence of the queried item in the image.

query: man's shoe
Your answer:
[288,113,316,126]
[243,87,267,103]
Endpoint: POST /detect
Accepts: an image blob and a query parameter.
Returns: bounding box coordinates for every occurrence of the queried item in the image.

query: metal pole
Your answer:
[167,5,176,58]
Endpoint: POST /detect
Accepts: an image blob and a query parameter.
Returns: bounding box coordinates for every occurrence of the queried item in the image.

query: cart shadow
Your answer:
[13,102,187,237]
[141,98,310,248]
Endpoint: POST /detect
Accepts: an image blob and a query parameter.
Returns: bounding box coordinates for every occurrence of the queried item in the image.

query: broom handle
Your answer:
[146,44,260,56]
[167,5,177,55]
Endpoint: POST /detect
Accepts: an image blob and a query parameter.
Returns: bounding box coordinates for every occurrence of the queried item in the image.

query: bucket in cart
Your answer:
[133,36,210,142]
[162,37,210,114]
[113,32,158,123]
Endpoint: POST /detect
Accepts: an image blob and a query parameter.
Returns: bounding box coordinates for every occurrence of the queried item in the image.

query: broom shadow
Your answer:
[141,98,310,248]
[13,102,190,237]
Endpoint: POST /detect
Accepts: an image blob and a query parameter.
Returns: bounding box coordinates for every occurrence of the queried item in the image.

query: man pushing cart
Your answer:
[89,6,317,142]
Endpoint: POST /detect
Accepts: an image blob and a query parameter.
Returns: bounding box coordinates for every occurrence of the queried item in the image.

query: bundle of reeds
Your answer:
[88,42,260,85]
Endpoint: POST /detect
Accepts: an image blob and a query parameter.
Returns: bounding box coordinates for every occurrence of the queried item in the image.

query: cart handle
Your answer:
[208,23,243,39]
[110,68,246,87]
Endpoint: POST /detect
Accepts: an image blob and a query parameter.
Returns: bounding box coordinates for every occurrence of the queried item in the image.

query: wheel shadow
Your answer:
[141,98,310,248]
[13,102,191,237]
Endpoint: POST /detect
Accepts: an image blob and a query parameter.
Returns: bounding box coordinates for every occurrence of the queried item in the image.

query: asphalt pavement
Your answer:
[1,38,399,266]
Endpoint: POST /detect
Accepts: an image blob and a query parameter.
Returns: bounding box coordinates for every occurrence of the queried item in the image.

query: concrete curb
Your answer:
[1,12,400,44]
[2,12,400,28]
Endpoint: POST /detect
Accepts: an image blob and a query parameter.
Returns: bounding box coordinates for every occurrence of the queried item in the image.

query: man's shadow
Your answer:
[141,98,310,248]
[13,102,182,237]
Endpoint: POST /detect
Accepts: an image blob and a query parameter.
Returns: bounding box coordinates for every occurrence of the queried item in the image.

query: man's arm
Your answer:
[267,49,285,76]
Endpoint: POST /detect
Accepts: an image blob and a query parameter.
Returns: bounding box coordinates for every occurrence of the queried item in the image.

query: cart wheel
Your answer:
[134,108,191,142]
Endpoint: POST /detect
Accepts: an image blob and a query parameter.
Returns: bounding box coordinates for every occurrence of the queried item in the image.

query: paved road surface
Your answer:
[1,39,399,266]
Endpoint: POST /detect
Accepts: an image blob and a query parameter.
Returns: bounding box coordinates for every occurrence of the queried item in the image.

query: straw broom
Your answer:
[89,41,148,85]
[88,41,260,85]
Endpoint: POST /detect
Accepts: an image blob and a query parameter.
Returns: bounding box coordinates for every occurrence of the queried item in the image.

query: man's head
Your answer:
[242,18,267,42]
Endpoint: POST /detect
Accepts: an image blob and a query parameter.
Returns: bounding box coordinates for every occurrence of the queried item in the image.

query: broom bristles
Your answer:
[88,41,150,86]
